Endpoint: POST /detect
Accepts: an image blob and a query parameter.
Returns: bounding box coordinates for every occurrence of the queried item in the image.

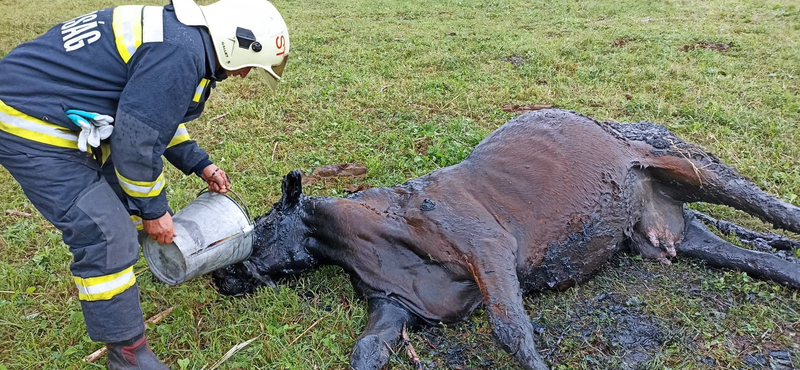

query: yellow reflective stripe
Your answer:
[167,124,191,148]
[112,5,144,63]
[192,79,209,102]
[0,99,79,149]
[74,266,134,288]
[86,142,112,165]
[73,266,136,301]
[130,215,143,231]
[116,169,165,198]
[100,142,111,165]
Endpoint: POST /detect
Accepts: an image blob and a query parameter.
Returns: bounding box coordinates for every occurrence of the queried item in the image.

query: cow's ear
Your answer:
[279,170,303,207]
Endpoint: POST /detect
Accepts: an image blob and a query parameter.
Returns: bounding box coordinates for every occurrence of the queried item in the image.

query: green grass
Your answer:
[1,0,799,368]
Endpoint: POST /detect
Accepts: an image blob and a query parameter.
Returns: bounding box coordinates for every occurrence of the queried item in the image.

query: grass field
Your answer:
[1,0,799,369]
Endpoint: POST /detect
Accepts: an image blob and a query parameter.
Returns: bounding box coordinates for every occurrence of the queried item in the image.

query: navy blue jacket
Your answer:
[0,5,227,219]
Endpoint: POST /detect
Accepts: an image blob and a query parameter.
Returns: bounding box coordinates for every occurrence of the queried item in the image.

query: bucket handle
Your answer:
[197,188,252,224]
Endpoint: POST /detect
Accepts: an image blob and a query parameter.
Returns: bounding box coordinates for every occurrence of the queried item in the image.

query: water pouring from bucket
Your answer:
[143,190,254,285]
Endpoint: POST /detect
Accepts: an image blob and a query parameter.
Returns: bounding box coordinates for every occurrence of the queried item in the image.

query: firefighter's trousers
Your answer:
[0,133,144,343]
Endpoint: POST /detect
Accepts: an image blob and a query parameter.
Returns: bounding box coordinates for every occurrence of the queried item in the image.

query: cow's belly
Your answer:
[521,228,626,292]
[518,170,643,292]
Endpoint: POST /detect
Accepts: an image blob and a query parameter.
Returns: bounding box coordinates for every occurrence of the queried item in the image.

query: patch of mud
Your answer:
[743,349,797,369]
[415,324,496,370]
[542,291,665,369]
[603,313,662,366]
[682,41,732,52]
[302,163,367,187]
[767,350,797,369]
[344,183,371,194]
[499,55,526,65]
[501,104,553,113]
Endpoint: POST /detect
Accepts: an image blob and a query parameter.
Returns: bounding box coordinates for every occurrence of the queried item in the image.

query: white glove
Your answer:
[66,110,114,152]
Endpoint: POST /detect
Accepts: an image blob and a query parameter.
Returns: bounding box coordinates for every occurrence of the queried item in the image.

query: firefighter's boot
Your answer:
[106,333,169,370]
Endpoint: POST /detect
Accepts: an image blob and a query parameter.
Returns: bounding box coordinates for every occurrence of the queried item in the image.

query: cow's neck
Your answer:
[303,191,412,267]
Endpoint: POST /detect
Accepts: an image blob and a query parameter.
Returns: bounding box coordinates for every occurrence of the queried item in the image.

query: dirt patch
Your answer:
[417,325,496,370]
[302,163,368,186]
[541,290,666,369]
[614,39,628,47]
[344,183,371,194]
[499,55,526,65]
[603,312,663,368]
[409,269,667,369]
[682,41,732,52]
[767,350,796,369]
[501,104,553,113]
[742,350,797,369]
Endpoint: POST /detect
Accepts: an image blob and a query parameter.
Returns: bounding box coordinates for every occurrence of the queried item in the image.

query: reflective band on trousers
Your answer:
[74,266,136,301]
[167,123,190,148]
[116,169,165,198]
[0,99,79,149]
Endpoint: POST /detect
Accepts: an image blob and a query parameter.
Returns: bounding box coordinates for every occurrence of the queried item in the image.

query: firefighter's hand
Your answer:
[201,164,231,193]
[143,213,177,244]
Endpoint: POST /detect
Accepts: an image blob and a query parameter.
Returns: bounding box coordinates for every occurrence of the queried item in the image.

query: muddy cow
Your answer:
[212,109,800,370]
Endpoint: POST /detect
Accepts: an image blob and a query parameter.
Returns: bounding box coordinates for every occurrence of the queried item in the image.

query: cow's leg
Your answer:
[678,211,800,289]
[688,210,799,251]
[647,148,799,234]
[467,238,549,370]
[350,298,417,370]
[615,121,799,233]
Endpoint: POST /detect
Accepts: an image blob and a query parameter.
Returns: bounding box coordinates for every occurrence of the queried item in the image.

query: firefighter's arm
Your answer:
[163,126,231,193]
[163,127,212,175]
[111,43,200,221]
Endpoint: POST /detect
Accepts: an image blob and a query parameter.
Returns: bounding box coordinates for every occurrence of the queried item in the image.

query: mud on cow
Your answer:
[212,109,800,370]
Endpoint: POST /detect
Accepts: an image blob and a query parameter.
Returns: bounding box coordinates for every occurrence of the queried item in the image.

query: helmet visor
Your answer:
[271,54,288,79]
[249,55,288,90]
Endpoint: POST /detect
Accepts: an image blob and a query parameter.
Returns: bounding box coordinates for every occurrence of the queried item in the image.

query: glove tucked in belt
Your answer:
[66,109,114,152]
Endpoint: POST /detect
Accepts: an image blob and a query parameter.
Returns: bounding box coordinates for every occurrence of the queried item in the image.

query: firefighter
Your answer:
[0,0,289,368]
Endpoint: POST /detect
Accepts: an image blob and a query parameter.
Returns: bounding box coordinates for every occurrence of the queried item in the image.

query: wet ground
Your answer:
[682,41,733,52]
[498,55,527,65]
[364,252,800,369]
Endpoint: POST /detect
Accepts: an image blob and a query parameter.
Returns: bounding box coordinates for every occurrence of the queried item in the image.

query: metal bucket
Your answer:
[143,190,253,285]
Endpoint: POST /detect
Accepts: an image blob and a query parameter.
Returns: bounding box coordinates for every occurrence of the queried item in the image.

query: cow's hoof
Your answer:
[350,334,390,370]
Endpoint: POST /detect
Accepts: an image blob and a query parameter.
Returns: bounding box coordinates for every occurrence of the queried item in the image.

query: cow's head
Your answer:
[212,170,319,295]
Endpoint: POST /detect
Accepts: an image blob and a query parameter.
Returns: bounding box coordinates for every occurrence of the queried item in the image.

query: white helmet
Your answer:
[172,0,289,86]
